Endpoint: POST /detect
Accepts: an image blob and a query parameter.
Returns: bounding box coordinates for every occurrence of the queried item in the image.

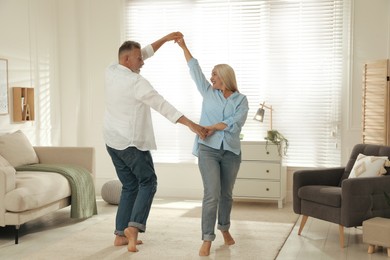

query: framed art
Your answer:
[0,58,8,114]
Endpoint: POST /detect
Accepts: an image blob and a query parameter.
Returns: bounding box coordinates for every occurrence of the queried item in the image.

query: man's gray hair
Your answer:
[118,41,141,58]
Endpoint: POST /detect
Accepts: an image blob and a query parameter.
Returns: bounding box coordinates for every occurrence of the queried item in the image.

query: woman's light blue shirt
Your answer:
[187,58,249,156]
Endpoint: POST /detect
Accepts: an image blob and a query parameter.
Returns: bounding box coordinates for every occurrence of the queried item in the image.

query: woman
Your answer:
[176,37,249,256]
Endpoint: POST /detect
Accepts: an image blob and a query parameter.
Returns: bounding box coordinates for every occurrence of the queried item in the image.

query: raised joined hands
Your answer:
[164,32,184,43]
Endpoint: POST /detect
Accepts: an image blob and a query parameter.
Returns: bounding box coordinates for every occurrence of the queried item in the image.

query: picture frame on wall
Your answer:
[0,58,9,114]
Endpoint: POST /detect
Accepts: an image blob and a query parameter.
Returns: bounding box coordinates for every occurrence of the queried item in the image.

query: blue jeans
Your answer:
[198,144,241,241]
[106,145,157,235]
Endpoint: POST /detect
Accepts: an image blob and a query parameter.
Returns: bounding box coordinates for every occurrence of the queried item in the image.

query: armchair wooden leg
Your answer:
[298,215,308,235]
[339,225,344,248]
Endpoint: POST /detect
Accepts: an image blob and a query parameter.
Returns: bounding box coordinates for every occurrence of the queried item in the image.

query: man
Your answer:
[103,32,207,252]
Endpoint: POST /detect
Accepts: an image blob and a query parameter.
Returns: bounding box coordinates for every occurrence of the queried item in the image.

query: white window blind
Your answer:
[124,0,350,167]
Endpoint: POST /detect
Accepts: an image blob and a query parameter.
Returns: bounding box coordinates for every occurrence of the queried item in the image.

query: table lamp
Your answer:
[254,101,273,130]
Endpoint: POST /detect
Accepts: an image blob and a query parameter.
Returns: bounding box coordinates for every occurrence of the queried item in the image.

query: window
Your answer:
[124,0,350,167]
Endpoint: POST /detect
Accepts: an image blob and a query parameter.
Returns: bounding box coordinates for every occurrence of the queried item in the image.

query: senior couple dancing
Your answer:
[103,31,249,256]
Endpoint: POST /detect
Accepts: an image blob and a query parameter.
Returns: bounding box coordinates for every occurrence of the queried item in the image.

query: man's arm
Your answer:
[176,115,208,140]
[151,32,183,52]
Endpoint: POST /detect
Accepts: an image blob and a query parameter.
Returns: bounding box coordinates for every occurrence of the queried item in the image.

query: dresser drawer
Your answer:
[238,161,280,180]
[234,179,281,198]
[234,141,286,208]
[241,142,280,161]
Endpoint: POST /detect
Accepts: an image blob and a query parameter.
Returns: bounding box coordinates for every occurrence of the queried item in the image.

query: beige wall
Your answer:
[0,0,390,202]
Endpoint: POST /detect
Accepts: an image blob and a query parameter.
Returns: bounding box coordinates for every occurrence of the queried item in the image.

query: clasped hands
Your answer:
[163,31,185,46]
[191,124,215,140]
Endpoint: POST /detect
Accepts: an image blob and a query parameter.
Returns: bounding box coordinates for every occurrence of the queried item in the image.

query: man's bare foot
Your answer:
[114,235,127,246]
[221,231,235,245]
[124,227,139,252]
[199,241,212,256]
[114,235,143,246]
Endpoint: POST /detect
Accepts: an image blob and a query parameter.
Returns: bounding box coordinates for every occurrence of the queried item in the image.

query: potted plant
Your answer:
[264,129,288,157]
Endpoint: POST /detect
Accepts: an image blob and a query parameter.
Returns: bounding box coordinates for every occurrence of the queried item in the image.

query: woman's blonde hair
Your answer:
[214,64,238,92]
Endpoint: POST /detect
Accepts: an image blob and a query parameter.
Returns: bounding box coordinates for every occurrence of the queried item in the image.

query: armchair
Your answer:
[293,143,390,248]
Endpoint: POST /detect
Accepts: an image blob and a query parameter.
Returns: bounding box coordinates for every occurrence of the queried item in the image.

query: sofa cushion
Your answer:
[4,171,71,212]
[0,154,12,167]
[298,185,342,207]
[0,130,39,167]
[0,155,17,192]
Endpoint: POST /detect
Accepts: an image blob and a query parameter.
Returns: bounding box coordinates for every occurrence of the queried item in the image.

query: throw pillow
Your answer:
[0,130,39,167]
[349,153,390,178]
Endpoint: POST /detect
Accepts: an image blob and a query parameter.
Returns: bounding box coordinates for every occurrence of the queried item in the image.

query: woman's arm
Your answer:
[177,38,193,62]
[207,122,228,131]
[206,96,249,137]
[223,96,249,134]
[176,38,211,96]
[204,123,227,138]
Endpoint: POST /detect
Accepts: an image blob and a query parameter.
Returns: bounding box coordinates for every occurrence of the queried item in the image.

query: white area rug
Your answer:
[17,199,298,260]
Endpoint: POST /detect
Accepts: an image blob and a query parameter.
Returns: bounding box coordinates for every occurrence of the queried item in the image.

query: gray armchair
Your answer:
[293,143,390,248]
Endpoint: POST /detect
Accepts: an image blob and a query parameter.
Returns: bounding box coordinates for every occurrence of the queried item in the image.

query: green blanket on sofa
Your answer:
[15,164,98,218]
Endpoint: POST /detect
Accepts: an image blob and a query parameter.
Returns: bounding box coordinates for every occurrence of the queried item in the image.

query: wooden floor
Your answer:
[277,215,389,260]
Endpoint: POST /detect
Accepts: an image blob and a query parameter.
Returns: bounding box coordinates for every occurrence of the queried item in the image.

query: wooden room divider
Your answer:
[362,59,390,145]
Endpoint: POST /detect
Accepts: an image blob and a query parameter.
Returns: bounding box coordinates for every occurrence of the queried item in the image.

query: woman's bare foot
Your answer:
[124,227,139,252]
[114,235,143,246]
[221,231,235,245]
[199,241,212,256]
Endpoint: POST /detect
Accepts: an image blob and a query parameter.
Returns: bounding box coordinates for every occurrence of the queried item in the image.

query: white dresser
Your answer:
[234,141,286,208]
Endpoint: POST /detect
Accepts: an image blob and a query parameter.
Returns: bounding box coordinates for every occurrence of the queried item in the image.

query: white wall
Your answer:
[59,0,126,194]
[1,0,390,202]
[0,0,61,144]
[342,0,390,162]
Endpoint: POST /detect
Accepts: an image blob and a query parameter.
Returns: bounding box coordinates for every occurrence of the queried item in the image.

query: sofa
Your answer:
[0,130,97,244]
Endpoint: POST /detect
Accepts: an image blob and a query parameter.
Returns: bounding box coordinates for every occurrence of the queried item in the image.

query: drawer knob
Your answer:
[266,170,270,173]
[266,151,270,155]
[266,188,269,191]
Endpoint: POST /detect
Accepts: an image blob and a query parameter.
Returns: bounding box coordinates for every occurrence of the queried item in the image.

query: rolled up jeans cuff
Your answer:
[128,222,146,233]
[218,223,230,232]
